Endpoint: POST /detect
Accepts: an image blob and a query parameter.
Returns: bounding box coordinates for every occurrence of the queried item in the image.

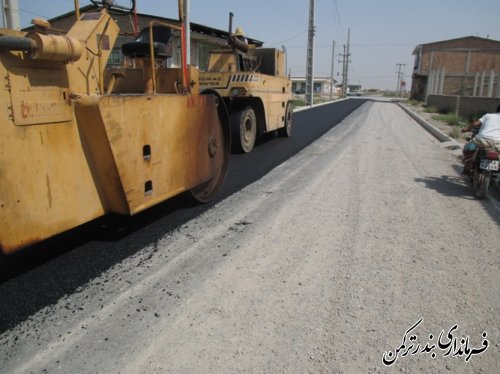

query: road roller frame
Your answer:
[0,0,230,254]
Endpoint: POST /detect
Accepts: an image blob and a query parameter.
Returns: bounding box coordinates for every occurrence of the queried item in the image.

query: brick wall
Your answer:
[412,37,500,99]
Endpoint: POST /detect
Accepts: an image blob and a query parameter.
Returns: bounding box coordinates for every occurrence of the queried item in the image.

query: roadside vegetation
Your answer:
[291,98,305,107]
[407,99,421,106]
[382,91,397,98]
[423,105,437,113]
[403,99,467,140]
[430,112,465,139]
[432,112,464,126]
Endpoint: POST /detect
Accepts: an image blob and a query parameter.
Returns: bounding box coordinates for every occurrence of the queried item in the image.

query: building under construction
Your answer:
[411,36,500,100]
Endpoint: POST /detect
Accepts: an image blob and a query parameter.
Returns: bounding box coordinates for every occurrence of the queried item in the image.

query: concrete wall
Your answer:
[427,94,500,120]
[426,95,459,114]
[458,96,500,119]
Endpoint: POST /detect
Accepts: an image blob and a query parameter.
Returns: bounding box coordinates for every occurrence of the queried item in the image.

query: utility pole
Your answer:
[2,0,20,30]
[305,0,315,106]
[329,40,335,100]
[339,45,346,98]
[395,63,405,96]
[339,28,351,98]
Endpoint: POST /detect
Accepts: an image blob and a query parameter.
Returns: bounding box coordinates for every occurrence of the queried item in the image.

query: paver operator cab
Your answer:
[199,13,293,153]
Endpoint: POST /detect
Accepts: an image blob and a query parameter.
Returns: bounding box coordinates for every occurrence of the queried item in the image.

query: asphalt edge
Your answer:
[292,98,349,113]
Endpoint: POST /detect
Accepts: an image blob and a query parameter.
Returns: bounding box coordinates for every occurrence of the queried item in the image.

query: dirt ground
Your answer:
[1,101,498,373]
[402,102,469,145]
[401,100,500,201]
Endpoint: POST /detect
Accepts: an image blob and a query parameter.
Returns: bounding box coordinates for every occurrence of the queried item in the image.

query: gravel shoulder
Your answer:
[1,101,498,373]
[399,102,468,145]
[399,100,500,203]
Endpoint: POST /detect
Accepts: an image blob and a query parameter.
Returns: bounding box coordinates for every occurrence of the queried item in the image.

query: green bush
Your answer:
[382,91,397,97]
[291,99,305,107]
[423,106,437,113]
[448,126,462,139]
[432,113,464,126]
[406,99,421,106]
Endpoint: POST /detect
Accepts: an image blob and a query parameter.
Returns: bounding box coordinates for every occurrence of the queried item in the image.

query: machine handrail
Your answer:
[148,20,185,94]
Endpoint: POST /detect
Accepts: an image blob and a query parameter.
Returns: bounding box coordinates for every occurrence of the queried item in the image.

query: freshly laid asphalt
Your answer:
[0,98,367,334]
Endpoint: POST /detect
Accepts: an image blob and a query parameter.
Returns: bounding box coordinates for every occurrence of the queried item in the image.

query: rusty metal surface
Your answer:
[26,32,83,62]
[0,8,227,254]
[0,92,106,254]
[0,11,122,253]
[104,93,223,214]
[8,67,72,126]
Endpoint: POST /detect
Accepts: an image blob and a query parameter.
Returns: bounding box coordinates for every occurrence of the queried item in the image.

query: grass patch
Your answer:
[448,126,462,139]
[291,99,305,107]
[406,99,421,106]
[382,91,397,97]
[423,106,437,113]
[432,113,464,126]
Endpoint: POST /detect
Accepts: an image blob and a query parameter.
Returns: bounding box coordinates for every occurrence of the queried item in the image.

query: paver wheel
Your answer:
[473,170,489,199]
[278,102,293,137]
[231,107,256,153]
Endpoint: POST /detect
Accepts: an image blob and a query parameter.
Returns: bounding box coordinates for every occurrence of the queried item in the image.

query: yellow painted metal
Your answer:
[206,51,239,73]
[200,47,292,133]
[74,0,80,21]
[8,65,73,126]
[146,20,182,94]
[26,32,83,62]
[0,6,228,254]
[0,54,106,252]
[200,71,290,131]
[66,10,119,95]
[75,92,224,215]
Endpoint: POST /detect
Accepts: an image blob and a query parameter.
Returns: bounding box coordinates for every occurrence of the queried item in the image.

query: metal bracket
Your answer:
[4,73,14,120]
[4,73,11,92]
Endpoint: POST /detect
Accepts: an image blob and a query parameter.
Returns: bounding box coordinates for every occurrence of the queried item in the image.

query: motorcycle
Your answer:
[463,129,500,199]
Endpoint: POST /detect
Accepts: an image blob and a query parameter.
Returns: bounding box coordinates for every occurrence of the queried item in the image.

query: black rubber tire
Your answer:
[473,170,489,199]
[278,102,293,137]
[231,107,256,153]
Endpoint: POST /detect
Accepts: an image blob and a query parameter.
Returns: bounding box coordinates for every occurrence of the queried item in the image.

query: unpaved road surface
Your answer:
[1,101,498,373]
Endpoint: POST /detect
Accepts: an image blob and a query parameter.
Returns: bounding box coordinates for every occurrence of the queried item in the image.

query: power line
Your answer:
[263,0,303,25]
[332,0,345,45]
[266,0,304,23]
[267,29,308,48]
[19,8,47,19]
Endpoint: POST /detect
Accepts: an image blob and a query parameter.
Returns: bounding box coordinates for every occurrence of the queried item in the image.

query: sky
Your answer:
[4,0,500,90]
